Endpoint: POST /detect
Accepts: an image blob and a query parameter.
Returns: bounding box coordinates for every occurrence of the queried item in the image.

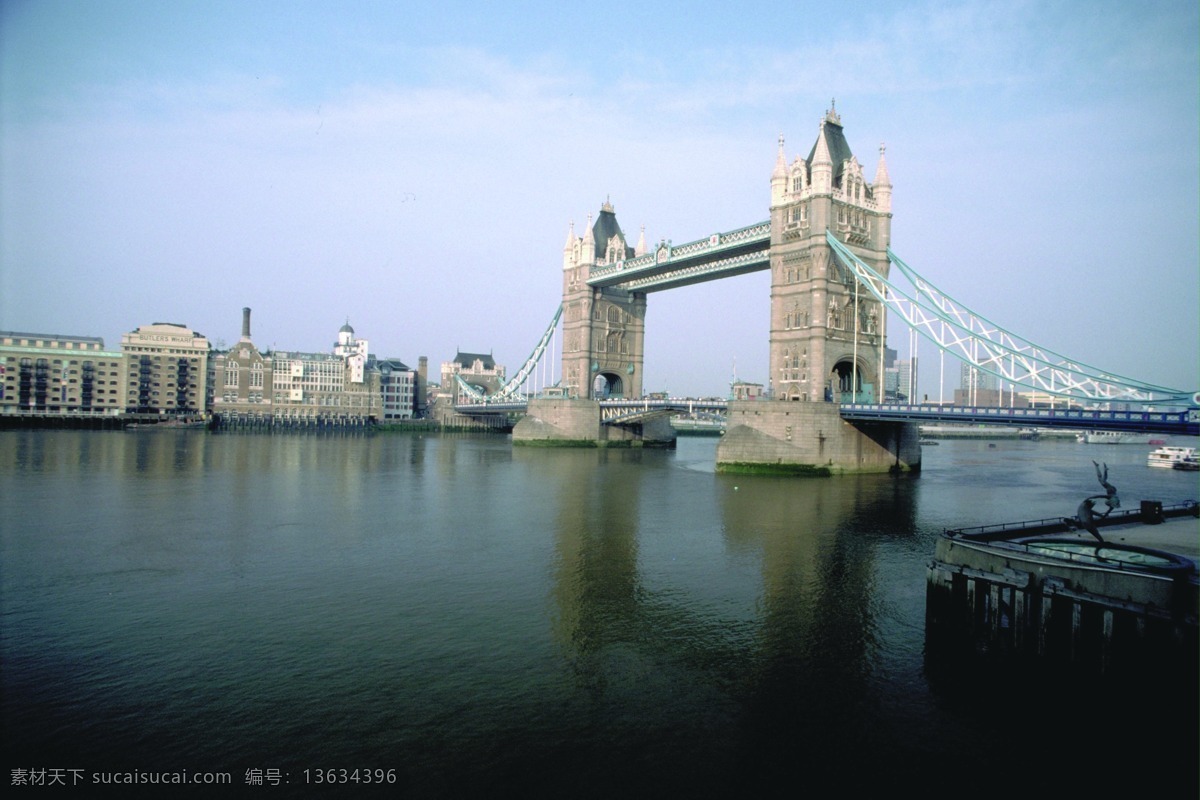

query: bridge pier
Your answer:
[716,401,920,476]
[512,399,675,448]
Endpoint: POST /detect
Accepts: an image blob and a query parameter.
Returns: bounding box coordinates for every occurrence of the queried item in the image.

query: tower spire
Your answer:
[811,117,833,193]
[874,143,892,212]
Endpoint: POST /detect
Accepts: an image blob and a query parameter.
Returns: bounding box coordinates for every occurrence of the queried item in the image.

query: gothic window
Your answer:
[785,313,792,329]
[608,306,621,324]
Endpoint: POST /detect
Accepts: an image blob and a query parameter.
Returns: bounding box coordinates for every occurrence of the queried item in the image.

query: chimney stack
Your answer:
[417,356,428,416]
[241,307,252,341]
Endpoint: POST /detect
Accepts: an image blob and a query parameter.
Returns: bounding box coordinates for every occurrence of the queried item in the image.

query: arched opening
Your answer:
[593,372,625,398]
[831,360,873,403]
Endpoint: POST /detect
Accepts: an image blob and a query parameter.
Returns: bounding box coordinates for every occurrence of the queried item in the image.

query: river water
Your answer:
[2,429,1196,796]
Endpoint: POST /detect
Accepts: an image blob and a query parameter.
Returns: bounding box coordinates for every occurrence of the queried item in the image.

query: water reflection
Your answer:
[1,431,1192,795]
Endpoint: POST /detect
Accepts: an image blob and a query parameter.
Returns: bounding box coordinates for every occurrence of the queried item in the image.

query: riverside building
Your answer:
[120,322,210,417]
[378,358,418,420]
[0,331,126,418]
[441,351,506,403]
[209,309,381,427]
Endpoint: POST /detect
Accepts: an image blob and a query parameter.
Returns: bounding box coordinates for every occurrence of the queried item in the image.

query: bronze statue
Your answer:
[1064,462,1119,543]
[1093,460,1120,515]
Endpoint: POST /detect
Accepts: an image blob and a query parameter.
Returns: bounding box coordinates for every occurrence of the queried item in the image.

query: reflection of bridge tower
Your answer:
[769,104,892,402]
[561,201,647,399]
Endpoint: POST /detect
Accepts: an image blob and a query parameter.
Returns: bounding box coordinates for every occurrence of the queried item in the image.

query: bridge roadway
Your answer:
[454,399,1200,436]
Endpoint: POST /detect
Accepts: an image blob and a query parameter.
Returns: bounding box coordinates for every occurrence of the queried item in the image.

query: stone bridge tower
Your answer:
[560,201,647,399]
[768,103,892,402]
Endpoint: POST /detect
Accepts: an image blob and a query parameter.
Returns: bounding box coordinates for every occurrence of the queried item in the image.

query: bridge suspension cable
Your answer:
[826,232,1192,406]
[455,305,562,403]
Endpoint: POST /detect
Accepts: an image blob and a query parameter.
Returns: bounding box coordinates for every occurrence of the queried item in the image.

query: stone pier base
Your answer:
[715,401,920,475]
[512,399,675,448]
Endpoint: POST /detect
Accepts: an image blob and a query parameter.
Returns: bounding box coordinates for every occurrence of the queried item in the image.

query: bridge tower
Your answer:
[560,201,647,399]
[768,103,892,402]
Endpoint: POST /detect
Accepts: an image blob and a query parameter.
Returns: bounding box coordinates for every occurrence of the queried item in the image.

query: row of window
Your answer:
[1,358,122,367]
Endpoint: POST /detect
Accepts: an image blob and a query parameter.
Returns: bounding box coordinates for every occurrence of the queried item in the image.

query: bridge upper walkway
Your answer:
[586,221,771,292]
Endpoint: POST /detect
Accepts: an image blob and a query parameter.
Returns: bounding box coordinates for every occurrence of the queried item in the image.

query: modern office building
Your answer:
[378,358,417,420]
[896,357,917,402]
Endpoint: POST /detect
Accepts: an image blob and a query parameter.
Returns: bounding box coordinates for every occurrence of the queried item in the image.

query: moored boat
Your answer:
[1077,430,1154,444]
[1148,445,1198,468]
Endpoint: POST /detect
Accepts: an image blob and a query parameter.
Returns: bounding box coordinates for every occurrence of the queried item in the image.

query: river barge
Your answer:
[926,500,1198,682]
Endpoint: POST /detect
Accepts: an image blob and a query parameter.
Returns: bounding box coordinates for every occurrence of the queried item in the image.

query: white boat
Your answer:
[1076,430,1155,444]
[1147,445,1198,468]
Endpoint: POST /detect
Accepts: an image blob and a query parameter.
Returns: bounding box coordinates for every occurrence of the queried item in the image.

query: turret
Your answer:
[873,144,892,213]
[580,214,595,264]
[810,120,833,194]
[562,221,577,269]
[770,134,788,207]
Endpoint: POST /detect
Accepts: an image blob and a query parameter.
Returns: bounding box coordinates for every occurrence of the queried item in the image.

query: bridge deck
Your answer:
[839,403,1199,436]
[454,399,1198,436]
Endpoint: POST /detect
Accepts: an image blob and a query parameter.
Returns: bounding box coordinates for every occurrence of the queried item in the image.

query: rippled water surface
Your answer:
[2,430,1196,795]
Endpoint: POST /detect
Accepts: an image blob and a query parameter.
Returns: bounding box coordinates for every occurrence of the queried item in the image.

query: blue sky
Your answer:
[3,0,1197,398]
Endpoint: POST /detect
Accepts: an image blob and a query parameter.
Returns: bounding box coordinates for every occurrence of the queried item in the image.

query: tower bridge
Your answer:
[454,105,1196,472]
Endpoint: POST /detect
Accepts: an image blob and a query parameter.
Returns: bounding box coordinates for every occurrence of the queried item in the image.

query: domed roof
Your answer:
[339,321,354,335]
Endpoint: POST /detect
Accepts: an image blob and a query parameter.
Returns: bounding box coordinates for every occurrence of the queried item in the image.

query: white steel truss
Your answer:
[456,305,563,403]
[825,231,1192,406]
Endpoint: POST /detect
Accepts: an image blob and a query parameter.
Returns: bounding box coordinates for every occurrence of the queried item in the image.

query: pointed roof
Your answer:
[772,133,787,179]
[807,115,853,187]
[581,213,594,248]
[874,143,891,187]
[454,351,496,370]
[589,200,635,261]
